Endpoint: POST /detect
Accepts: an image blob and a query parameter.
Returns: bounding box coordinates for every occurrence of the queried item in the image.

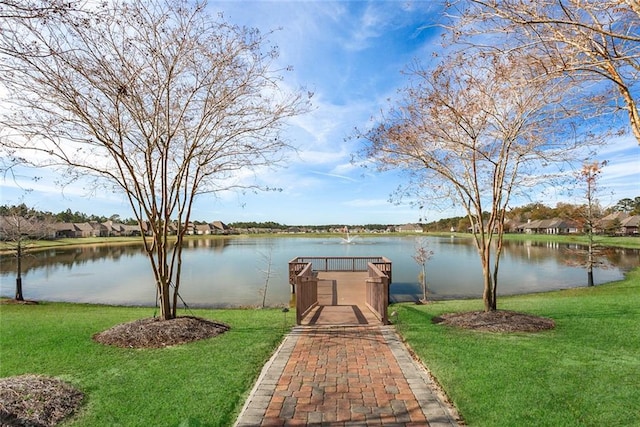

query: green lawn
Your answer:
[395,267,640,426]
[0,304,294,426]
[2,271,640,426]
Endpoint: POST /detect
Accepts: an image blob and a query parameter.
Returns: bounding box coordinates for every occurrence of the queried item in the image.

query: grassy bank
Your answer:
[2,274,639,426]
[0,304,295,426]
[439,231,640,249]
[395,267,640,426]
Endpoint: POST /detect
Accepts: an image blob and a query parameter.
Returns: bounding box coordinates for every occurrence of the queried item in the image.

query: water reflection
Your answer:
[1,236,638,307]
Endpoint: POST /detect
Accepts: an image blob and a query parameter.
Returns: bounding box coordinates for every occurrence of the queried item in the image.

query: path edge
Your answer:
[234,327,302,427]
[380,325,462,426]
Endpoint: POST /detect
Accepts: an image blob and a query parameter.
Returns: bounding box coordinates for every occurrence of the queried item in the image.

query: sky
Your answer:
[1,1,639,225]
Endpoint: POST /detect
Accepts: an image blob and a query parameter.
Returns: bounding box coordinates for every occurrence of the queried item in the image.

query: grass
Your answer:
[0,304,295,426]
[434,231,640,249]
[2,257,639,425]
[394,267,640,426]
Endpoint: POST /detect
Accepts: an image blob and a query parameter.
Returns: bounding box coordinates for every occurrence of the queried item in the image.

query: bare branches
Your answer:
[0,0,77,19]
[455,0,640,143]
[0,0,311,319]
[358,50,588,311]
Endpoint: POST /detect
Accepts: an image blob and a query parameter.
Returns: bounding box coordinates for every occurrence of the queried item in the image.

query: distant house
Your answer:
[396,223,424,233]
[194,223,212,235]
[121,224,140,236]
[100,220,140,237]
[620,215,640,235]
[100,220,119,236]
[597,212,629,235]
[210,221,230,234]
[53,222,77,238]
[74,222,97,238]
[0,216,55,240]
[503,219,521,233]
[519,218,579,235]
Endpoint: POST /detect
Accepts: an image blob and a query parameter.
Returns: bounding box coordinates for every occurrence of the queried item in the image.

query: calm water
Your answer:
[1,235,638,308]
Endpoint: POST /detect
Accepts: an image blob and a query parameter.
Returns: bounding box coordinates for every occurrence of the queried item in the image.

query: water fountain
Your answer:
[340,226,358,244]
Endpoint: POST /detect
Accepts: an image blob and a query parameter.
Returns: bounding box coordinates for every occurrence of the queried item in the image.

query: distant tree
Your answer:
[54,209,91,223]
[456,0,640,144]
[578,161,607,286]
[604,218,622,236]
[456,217,470,233]
[529,204,556,221]
[363,224,389,231]
[0,0,310,320]
[0,205,54,300]
[229,221,288,230]
[257,243,276,308]
[358,50,587,312]
[412,237,434,303]
[555,202,581,221]
[611,197,640,215]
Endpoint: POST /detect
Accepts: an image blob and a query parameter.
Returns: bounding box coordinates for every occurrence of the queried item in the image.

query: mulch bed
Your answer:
[92,316,231,348]
[432,310,555,332]
[0,299,39,305]
[0,375,83,427]
[0,317,230,426]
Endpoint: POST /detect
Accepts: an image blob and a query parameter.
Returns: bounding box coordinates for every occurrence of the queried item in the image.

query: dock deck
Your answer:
[290,256,392,325]
[299,271,381,326]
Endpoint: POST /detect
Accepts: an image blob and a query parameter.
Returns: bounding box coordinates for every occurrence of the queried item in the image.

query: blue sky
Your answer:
[1,1,638,225]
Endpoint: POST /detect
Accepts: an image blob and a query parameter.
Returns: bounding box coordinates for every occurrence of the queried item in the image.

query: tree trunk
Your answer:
[159,279,173,320]
[482,265,494,312]
[15,242,24,301]
[491,269,498,311]
[15,277,23,301]
[422,264,427,302]
[588,230,595,287]
[481,242,496,312]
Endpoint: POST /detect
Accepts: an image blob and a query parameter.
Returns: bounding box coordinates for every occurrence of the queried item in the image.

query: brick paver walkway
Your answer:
[235,325,459,426]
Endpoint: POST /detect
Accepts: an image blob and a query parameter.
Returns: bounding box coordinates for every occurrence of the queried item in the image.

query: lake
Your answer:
[1,235,638,308]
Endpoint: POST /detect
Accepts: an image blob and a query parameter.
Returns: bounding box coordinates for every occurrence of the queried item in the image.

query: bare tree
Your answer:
[358,52,587,312]
[577,161,607,287]
[257,243,276,309]
[0,0,311,319]
[454,0,640,144]
[412,237,433,304]
[0,0,75,19]
[0,204,54,301]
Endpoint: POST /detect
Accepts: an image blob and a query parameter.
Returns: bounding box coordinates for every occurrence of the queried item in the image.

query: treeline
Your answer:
[228,221,288,230]
[4,196,638,232]
[0,204,138,225]
[0,206,393,230]
[423,197,640,232]
[227,222,391,231]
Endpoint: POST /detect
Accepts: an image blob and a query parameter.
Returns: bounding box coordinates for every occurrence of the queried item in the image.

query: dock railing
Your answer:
[289,256,392,289]
[366,262,390,324]
[294,262,319,325]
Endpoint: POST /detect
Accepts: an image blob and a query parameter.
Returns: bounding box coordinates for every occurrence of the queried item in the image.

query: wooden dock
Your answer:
[297,271,384,326]
[289,256,392,326]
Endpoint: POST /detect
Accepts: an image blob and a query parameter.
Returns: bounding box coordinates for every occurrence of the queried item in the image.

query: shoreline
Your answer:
[2,231,639,255]
[3,266,639,310]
